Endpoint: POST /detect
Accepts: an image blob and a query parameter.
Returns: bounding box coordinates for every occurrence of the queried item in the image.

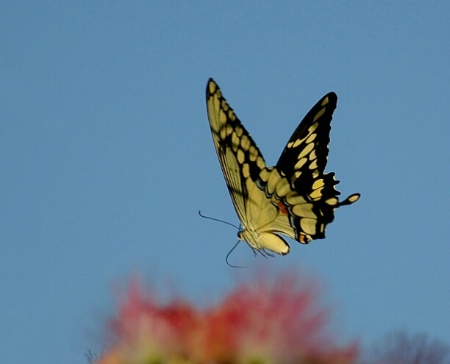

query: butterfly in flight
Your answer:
[206,78,360,255]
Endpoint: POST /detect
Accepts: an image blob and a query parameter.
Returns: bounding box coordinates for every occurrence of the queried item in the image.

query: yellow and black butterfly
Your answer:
[206,78,360,255]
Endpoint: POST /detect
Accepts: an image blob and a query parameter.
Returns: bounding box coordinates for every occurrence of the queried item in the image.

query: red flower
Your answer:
[97,271,358,364]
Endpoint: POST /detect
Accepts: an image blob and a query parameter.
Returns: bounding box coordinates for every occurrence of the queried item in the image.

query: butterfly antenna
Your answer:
[198,210,240,230]
[225,240,246,268]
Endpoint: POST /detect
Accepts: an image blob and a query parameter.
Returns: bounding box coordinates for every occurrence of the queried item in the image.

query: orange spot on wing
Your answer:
[298,234,312,244]
[278,201,288,215]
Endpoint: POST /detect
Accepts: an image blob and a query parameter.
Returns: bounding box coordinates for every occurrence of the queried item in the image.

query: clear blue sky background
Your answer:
[1,2,449,363]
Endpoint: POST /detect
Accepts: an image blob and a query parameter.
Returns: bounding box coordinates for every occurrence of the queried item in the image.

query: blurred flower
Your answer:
[96,271,357,364]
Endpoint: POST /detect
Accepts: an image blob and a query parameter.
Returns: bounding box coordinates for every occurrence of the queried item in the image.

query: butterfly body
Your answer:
[206,79,360,255]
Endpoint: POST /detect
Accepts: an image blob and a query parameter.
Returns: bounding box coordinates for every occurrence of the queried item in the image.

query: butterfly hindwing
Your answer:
[206,78,360,255]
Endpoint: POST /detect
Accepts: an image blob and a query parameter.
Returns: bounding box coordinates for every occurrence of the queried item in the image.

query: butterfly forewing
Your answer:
[206,79,291,254]
[276,92,336,186]
[206,80,265,224]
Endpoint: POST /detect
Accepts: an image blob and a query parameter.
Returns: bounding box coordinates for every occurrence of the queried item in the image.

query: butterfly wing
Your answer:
[206,79,360,254]
[267,92,360,243]
[206,79,265,225]
[206,79,290,254]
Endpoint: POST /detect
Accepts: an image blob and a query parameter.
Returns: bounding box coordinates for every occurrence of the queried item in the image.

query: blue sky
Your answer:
[1,2,449,363]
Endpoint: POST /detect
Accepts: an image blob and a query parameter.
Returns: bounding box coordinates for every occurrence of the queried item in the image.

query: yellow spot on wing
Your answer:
[220,127,227,140]
[289,138,302,149]
[256,156,265,169]
[348,194,360,203]
[312,179,325,190]
[309,160,318,169]
[325,197,338,206]
[249,146,258,161]
[306,133,317,144]
[221,100,229,111]
[259,168,269,182]
[294,157,307,170]
[300,217,317,235]
[313,108,326,122]
[231,132,239,150]
[237,149,245,164]
[299,143,314,159]
[242,163,250,178]
[219,110,227,124]
[293,170,302,180]
[241,134,250,150]
[308,122,319,133]
[292,204,316,219]
[310,188,323,200]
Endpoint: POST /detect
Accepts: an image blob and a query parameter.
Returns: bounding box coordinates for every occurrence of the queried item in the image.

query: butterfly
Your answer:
[206,78,360,255]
